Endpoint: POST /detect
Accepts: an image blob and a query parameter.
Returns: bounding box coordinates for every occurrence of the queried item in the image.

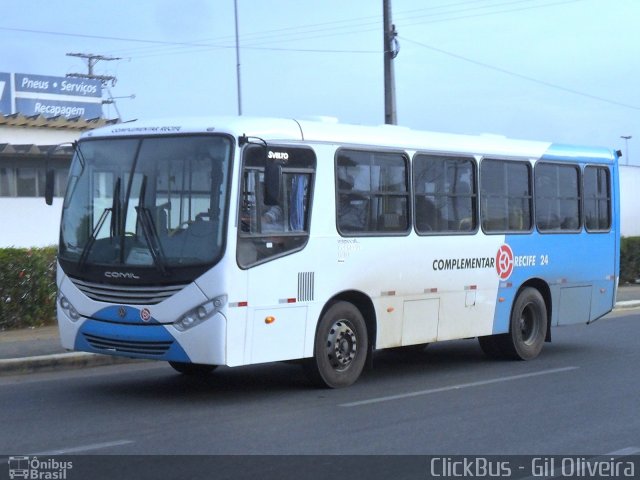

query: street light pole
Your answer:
[234,0,242,116]
[621,135,632,165]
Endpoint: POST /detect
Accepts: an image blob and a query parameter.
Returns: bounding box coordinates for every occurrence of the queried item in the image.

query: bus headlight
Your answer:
[174,294,227,332]
[58,294,80,321]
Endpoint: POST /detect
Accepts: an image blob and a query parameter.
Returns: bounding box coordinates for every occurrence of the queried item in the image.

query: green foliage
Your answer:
[0,239,636,330]
[620,237,640,283]
[0,247,57,330]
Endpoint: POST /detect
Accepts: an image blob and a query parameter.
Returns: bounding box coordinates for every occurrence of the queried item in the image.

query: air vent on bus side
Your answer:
[298,272,315,302]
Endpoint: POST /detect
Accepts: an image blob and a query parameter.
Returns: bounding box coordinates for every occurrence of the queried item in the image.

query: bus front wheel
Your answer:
[305,301,368,388]
[479,287,547,361]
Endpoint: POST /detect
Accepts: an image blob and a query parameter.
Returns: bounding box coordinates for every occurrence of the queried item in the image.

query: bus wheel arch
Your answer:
[305,291,376,388]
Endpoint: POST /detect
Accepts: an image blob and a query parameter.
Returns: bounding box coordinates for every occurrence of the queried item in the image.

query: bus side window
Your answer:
[535,163,581,233]
[413,154,477,234]
[336,149,410,236]
[480,159,532,233]
[337,172,368,231]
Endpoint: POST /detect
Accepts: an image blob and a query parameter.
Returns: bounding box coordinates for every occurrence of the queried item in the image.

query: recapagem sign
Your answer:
[1,72,103,120]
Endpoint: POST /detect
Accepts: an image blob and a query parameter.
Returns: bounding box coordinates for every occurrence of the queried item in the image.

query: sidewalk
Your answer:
[1,286,639,376]
[0,325,142,376]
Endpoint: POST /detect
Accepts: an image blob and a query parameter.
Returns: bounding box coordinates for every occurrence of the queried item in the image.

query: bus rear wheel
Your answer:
[305,301,368,388]
[168,361,218,376]
[479,287,547,361]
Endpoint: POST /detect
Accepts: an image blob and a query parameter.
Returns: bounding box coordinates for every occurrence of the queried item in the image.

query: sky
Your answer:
[1,0,638,162]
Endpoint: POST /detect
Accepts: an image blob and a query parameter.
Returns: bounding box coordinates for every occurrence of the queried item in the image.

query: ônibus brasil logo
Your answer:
[496,244,514,280]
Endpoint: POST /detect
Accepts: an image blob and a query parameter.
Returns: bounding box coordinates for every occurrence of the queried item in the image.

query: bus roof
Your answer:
[83,116,616,163]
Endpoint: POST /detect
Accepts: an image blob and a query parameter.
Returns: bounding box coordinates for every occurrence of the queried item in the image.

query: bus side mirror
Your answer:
[264,161,282,206]
[44,169,54,205]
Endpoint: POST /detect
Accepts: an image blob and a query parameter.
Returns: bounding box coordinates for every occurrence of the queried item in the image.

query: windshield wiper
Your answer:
[136,175,169,276]
[110,178,121,238]
[78,178,121,270]
[78,207,111,271]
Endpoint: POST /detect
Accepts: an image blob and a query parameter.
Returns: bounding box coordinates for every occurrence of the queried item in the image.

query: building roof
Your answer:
[0,143,74,156]
[0,113,118,131]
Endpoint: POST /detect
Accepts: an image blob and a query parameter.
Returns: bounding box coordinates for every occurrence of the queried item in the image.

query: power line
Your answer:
[113,0,565,59]
[400,36,640,111]
[0,0,585,59]
[398,0,584,30]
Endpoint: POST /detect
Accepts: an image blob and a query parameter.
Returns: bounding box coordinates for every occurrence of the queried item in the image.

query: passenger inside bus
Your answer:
[262,204,284,232]
[337,172,367,232]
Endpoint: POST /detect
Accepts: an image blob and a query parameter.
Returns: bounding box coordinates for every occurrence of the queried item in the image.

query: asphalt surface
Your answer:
[0,284,639,374]
[0,308,639,456]
[1,288,639,479]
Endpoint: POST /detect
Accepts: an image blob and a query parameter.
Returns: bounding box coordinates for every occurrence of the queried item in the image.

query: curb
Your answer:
[0,352,145,377]
[614,300,640,310]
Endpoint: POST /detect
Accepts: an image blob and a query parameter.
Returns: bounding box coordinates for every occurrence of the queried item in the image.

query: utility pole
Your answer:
[383,0,398,125]
[234,0,243,115]
[66,52,126,120]
[66,53,120,86]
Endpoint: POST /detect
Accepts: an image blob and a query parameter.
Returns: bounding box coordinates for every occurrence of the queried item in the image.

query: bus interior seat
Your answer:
[508,209,524,230]
[378,213,405,230]
[458,217,473,231]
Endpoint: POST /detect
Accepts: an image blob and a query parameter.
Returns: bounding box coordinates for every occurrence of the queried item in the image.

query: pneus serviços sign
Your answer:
[0,72,103,120]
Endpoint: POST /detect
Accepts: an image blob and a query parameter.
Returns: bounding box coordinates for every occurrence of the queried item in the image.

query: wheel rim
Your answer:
[519,302,540,345]
[326,319,358,371]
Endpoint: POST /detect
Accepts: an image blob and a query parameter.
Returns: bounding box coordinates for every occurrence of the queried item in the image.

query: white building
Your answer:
[619,165,640,237]
[0,114,115,248]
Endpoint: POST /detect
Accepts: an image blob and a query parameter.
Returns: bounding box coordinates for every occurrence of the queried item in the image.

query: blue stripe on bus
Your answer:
[492,229,616,334]
[74,319,190,362]
[541,144,614,163]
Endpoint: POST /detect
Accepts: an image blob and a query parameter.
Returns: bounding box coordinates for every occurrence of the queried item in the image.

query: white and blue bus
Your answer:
[48,117,619,388]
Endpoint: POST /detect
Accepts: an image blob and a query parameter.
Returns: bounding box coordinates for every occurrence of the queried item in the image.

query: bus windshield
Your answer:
[59,135,233,273]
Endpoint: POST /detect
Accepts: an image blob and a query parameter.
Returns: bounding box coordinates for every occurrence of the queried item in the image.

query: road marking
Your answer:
[0,440,134,464]
[29,440,134,455]
[340,366,579,407]
[606,446,640,456]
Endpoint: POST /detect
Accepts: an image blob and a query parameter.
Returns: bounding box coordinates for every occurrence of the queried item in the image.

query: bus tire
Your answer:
[479,287,547,360]
[305,301,368,388]
[503,287,548,360]
[168,361,218,376]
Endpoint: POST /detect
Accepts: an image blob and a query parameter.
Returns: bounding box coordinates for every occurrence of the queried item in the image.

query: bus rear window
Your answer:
[583,165,611,231]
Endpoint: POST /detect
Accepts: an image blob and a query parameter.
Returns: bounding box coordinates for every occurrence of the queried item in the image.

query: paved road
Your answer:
[1,308,639,459]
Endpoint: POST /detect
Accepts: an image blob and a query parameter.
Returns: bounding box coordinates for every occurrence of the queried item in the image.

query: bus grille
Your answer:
[83,333,173,356]
[69,278,187,305]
